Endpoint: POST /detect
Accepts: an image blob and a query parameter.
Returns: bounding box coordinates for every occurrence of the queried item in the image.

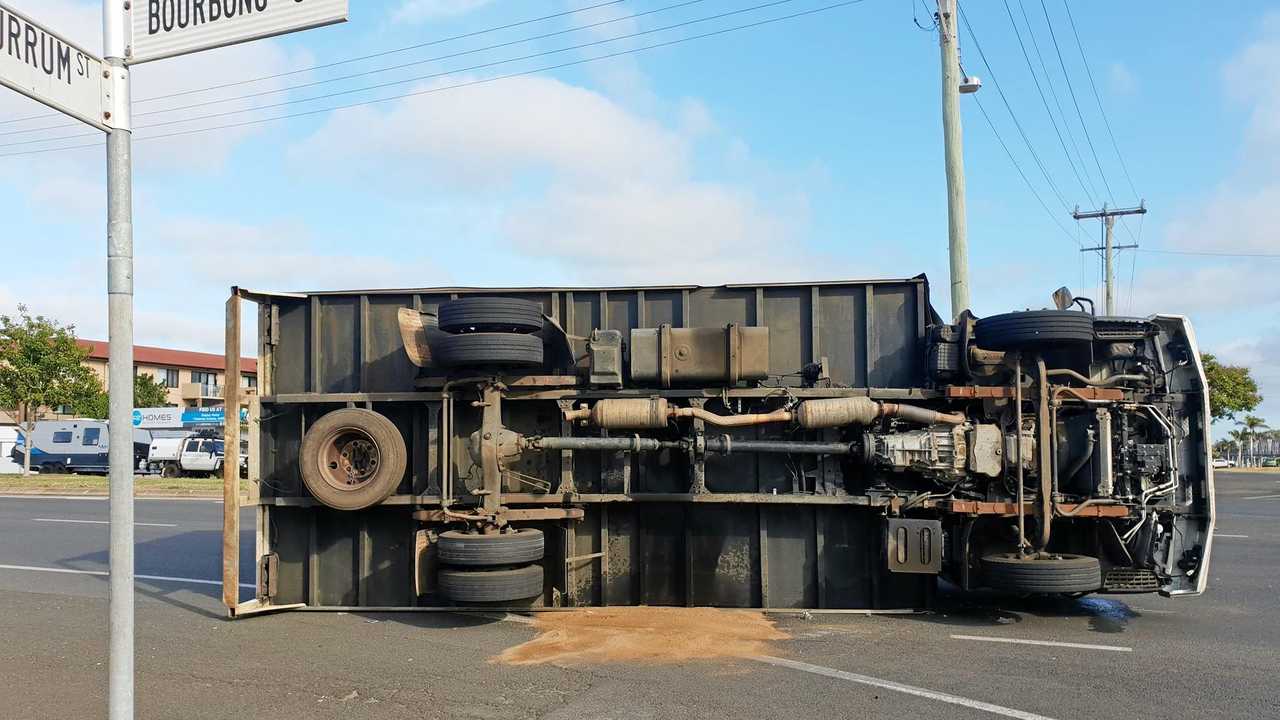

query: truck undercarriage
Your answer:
[222,278,1213,616]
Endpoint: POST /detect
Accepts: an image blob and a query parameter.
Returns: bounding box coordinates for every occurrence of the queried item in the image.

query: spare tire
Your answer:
[974,310,1095,351]
[439,565,544,603]
[434,332,544,368]
[439,297,543,334]
[982,552,1102,594]
[299,408,407,511]
[438,528,545,567]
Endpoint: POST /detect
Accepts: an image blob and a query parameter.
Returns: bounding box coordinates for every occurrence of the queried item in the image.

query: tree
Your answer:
[72,373,172,420]
[1202,353,1262,422]
[0,306,99,475]
[1237,415,1268,467]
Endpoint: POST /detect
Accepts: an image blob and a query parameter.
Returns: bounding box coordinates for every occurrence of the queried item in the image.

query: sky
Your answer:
[0,0,1277,436]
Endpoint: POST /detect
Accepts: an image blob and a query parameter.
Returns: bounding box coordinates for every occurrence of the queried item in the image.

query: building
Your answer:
[77,340,258,408]
[0,341,257,426]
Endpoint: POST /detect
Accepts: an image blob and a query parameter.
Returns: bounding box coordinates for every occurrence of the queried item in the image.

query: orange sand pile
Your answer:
[494,607,789,666]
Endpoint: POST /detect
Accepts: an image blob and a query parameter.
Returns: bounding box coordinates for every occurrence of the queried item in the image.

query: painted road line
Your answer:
[0,563,254,589]
[1242,493,1280,500]
[32,518,178,528]
[950,634,1132,653]
[1213,533,1249,538]
[752,655,1056,720]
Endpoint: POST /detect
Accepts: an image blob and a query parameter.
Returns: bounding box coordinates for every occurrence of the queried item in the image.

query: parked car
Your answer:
[1212,458,1236,469]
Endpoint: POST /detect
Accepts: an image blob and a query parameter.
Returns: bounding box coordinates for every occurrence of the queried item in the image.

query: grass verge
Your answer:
[0,473,228,497]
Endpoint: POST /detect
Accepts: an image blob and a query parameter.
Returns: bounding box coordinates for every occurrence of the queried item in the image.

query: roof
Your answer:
[78,340,257,374]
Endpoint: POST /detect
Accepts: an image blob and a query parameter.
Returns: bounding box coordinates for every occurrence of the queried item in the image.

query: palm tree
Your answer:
[1237,416,1268,467]
[1228,429,1245,466]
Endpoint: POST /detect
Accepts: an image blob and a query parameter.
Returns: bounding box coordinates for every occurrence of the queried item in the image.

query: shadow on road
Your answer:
[911,585,1144,634]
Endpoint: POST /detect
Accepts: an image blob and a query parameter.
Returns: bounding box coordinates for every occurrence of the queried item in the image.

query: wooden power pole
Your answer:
[937,0,969,319]
[1074,202,1146,315]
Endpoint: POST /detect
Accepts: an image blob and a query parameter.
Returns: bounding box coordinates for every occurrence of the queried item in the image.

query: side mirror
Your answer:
[1052,286,1074,311]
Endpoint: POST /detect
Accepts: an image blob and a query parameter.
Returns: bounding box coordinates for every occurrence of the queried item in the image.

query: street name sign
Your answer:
[0,2,106,130]
[130,0,348,64]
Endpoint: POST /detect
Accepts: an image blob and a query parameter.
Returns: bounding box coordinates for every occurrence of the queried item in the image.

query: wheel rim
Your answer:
[316,426,382,493]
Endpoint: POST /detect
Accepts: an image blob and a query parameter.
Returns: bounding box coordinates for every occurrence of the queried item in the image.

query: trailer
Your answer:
[12,420,151,474]
[221,277,1213,617]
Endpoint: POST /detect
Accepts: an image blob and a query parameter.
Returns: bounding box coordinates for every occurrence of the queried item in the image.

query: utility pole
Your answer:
[937,0,969,319]
[1074,203,1146,315]
[103,2,135,718]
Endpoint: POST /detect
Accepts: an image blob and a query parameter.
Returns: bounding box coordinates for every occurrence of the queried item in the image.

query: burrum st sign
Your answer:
[0,2,106,130]
[130,0,348,64]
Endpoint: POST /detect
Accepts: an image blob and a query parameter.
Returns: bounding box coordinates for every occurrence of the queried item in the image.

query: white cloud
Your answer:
[291,72,831,283]
[394,0,494,24]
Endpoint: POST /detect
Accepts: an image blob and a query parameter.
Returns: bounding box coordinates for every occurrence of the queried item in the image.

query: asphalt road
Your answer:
[0,472,1277,719]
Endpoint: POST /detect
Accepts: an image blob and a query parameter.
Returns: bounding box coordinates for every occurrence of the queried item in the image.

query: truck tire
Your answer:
[974,310,1095,351]
[438,529,545,567]
[981,552,1102,594]
[299,408,407,511]
[161,462,179,478]
[438,565,544,603]
[434,332,544,368]
[438,297,543,334]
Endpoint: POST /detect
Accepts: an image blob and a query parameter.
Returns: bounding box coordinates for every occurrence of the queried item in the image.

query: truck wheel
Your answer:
[981,552,1102,594]
[438,564,544,603]
[299,408,407,511]
[974,310,1095,351]
[161,462,179,479]
[438,297,543,334]
[438,529,544,567]
[434,332,544,368]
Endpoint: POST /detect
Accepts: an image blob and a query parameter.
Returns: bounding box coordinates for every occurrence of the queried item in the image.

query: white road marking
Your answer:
[752,655,1057,720]
[1242,493,1280,500]
[1213,533,1248,539]
[950,634,1132,653]
[32,518,177,528]
[0,563,254,589]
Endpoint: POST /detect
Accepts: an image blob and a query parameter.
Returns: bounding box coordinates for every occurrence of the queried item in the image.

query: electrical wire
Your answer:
[1061,0,1139,200]
[972,94,1076,244]
[0,0,628,125]
[0,0,808,149]
[959,7,1072,214]
[1137,249,1280,259]
[1037,0,1113,203]
[0,0,869,160]
[1002,0,1094,210]
[0,0,716,139]
[1017,0,1097,205]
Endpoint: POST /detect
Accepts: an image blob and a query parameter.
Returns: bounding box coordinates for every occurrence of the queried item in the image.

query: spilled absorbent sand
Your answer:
[495,607,789,666]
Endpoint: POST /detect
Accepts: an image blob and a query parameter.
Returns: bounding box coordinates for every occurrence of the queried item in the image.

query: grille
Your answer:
[1103,568,1161,593]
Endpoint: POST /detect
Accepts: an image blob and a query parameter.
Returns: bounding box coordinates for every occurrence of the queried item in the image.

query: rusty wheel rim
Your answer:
[317,427,382,493]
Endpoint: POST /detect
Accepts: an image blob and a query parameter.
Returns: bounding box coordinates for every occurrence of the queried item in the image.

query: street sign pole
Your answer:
[103,2,134,719]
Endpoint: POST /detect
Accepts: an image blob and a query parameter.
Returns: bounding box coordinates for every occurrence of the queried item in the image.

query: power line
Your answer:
[1061,0,1139,200]
[1001,0,1094,207]
[972,94,1077,245]
[1016,0,1098,204]
[0,0,809,150]
[958,7,1072,214]
[0,0,628,126]
[1037,0,1113,203]
[1138,249,1280,259]
[0,0,869,160]
[0,0,716,139]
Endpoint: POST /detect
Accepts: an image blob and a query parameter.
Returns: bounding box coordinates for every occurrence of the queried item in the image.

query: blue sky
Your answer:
[0,0,1278,434]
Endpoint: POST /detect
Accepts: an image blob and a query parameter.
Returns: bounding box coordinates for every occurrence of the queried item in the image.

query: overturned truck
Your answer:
[220,276,1214,616]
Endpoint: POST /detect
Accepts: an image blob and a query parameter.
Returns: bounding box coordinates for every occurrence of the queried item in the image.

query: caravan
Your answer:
[10,420,151,474]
